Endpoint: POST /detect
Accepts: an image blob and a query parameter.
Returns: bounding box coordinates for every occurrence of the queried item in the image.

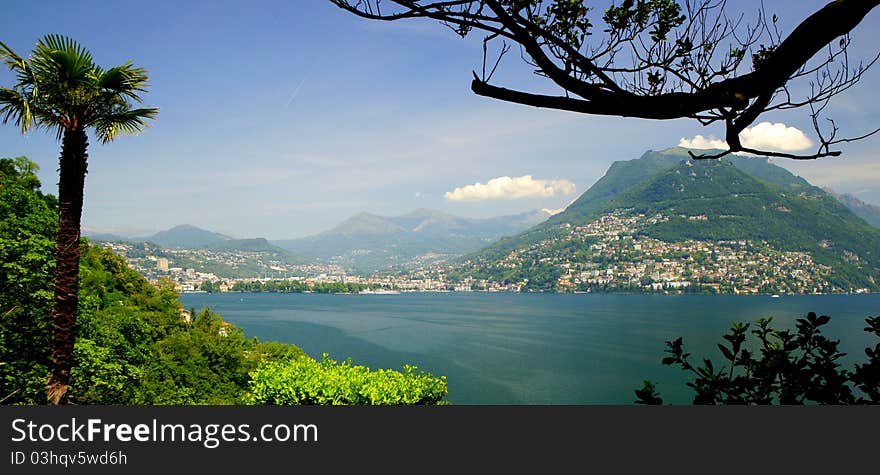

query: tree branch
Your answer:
[333,1,880,159]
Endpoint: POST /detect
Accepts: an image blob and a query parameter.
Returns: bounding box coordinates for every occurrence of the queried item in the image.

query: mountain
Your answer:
[204,237,285,253]
[478,148,832,258]
[324,212,407,236]
[827,191,880,228]
[144,224,231,249]
[272,208,553,272]
[455,148,880,293]
[83,231,129,242]
[201,238,310,264]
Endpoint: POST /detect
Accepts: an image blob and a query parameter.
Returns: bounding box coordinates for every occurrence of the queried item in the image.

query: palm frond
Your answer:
[30,42,94,90]
[0,40,26,71]
[38,35,93,66]
[97,62,151,102]
[0,40,38,94]
[0,87,33,133]
[93,107,159,144]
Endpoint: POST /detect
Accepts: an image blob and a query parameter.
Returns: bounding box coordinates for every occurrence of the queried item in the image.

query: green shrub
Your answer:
[245,354,448,405]
[636,312,880,404]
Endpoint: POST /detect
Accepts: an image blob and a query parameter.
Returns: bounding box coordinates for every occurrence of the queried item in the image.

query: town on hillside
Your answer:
[99,209,874,295]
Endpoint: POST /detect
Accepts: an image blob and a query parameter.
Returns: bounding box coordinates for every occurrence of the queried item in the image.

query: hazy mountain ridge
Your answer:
[86,208,553,273]
[141,224,231,249]
[825,190,880,228]
[273,208,554,272]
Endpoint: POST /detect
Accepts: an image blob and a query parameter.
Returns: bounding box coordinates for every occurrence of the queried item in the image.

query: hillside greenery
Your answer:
[609,160,880,289]
[0,157,447,405]
[246,355,448,405]
[636,312,880,405]
[224,279,387,294]
[458,148,880,293]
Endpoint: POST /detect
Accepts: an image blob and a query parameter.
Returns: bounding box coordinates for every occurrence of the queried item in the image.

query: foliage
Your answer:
[246,354,448,405]
[636,312,880,404]
[229,279,381,294]
[0,157,56,403]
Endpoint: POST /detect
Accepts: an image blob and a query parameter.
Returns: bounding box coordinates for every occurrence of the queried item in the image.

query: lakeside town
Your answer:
[451,210,873,294]
[98,240,483,293]
[98,209,875,295]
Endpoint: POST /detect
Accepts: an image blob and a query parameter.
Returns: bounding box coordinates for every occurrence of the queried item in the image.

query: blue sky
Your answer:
[1,0,879,239]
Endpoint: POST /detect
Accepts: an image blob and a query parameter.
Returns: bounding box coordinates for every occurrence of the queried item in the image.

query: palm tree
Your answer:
[0,35,158,404]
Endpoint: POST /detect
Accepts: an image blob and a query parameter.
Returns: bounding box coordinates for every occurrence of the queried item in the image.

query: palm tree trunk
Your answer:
[46,128,88,405]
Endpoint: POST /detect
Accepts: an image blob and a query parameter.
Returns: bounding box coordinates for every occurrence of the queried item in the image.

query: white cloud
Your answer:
[679,122,813,153]
[444,175,576,202]
[678,135,728,150]
[741,122,813,151]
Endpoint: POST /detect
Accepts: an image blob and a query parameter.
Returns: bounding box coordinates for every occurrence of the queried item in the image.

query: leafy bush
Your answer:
[636,312,880,404]
[0,157,56,404]
[246,355,448,405]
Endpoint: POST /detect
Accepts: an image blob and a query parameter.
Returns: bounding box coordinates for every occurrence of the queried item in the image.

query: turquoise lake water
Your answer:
[180,292,879,404]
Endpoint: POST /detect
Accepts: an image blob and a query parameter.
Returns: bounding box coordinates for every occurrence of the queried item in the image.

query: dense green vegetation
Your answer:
[225,280,387,294]
[0,157,56,403]
[0,157,447,405]
[636,312,880,404]
[247,355,448,405]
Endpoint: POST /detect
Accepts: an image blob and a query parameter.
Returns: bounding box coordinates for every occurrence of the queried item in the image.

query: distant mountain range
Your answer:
[457,147,880,293]
[85,208,554,272]
[825,190,880,228]
[271,208,554,272]
[84,224,230,249]
[143,224,231,249]
[83,149,879,281]
[85,224,311,267]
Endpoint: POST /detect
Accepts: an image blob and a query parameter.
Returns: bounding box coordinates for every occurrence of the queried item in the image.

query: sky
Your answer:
[1,0,879,239]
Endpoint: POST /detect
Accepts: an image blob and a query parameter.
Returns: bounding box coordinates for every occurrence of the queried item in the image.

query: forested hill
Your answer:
[144,224,231,249]
[478,147,827,259]
[606,159,880,286]
[455,148,880,293]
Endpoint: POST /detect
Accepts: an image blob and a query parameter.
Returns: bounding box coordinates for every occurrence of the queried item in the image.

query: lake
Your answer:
[179,292,880,404]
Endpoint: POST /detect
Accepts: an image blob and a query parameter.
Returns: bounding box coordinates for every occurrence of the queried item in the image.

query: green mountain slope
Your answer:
[203,238,312,266]
[612,160,879,287]
[456,149,880,293]
[473,149,687,260]
[145,224,230,249]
